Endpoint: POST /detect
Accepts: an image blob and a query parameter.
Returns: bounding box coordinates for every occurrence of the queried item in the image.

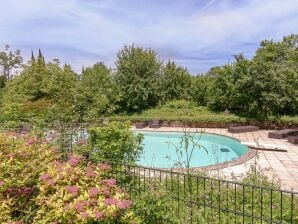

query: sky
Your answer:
[0,0,297,74]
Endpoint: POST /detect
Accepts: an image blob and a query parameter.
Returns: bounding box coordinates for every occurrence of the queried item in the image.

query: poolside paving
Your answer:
[132,126,298,192]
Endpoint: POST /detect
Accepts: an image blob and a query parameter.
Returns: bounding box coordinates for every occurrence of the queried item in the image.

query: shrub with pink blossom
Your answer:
[34,155,141,224]
[0,132,60,223]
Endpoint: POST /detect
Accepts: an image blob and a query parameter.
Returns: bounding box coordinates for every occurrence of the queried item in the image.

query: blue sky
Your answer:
[0,0,297,74]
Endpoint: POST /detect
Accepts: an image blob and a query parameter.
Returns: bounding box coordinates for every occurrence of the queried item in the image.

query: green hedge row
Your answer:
[109,114,298,128]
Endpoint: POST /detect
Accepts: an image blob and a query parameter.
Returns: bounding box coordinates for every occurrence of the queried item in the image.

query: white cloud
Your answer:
[0,0,297,73]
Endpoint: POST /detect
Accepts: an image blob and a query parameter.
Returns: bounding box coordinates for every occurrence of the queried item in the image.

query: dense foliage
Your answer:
[115,45,163,112]
[110,100,249,124]
[0,34,297,124]
[34,156,139,224]
[74,62,119,122]
[1,51,77,123]
[161,61,192,102]
[0,132,140,223]
[0,132,59,222]
[87,122,143,164]
[209,35,298,118]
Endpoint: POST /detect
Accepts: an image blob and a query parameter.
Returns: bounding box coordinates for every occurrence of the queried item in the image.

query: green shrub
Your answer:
[88,122,143,164]
[162,100,196,109]
[109,104,249,124]
[132,191,178,224]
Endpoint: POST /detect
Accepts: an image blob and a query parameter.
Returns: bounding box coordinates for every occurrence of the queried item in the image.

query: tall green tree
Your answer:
[190,74,211,106]
[207,65,233,111]
[74,62,119,121]
[208,34,298,118]
[0,45,23,87]
[161,61,192,102]
[249,34,298,117]
[115,45,162,112]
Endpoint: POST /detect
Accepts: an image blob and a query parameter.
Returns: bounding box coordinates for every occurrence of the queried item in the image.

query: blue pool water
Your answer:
[135,131,248,168]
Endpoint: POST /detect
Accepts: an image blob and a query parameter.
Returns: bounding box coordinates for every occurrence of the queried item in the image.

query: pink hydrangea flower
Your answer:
[88,187,99,198]
[17,187,33,196]
[86,170,96,178]
[104,198,118,206]
[66,185,79,197]
[99,163,111,171]
[0,180,4,186]
[40,173,51,181]
[80,211,89,219]
[94,211,104,220]
[47,179,55,187]
[67,155,82,166]
[70,175,79,182]
[102,188,110,197]
[102,178,116,186]
[118,200,133,209]
[89,198,97,205]
[74,201,84,212]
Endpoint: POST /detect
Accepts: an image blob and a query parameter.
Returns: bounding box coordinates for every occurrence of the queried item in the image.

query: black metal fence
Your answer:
[105,162,298,224]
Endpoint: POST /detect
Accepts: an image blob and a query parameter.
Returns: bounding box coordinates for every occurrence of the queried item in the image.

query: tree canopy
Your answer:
[0,34,297,124]
[0,45,23,88]
[115,45,163,112]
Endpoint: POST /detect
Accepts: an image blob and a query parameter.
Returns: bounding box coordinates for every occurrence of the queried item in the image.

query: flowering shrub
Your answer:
[0,132,60,223]
[34,155,140,224]
[0,132,140,223]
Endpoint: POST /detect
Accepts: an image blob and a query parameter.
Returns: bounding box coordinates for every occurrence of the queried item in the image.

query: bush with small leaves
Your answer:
[0,132,60,223]
[33,155,141,224]
[88,122,143,164]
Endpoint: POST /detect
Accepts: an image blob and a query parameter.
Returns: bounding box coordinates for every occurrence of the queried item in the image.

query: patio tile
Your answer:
[281,160,297,168]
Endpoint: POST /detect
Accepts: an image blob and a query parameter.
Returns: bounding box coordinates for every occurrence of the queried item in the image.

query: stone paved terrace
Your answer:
[131,126,298,192]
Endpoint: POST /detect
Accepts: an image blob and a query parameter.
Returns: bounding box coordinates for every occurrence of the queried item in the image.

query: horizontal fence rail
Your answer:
[1,123,297,223]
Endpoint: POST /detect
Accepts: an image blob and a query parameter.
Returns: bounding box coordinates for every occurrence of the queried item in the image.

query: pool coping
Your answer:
[133,129,258,171]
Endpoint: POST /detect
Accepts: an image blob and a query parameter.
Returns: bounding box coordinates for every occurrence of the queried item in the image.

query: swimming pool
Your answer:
[136,131,249,168]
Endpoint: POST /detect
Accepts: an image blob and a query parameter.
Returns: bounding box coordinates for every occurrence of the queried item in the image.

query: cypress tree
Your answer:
[31,50,36,66]
[37,49,45,67]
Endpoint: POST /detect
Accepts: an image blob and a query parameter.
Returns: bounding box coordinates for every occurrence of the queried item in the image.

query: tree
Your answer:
[207,65,233,111]
[74,62,119,121]
[190,74,211,106]
[0,45,23,83]
[249,34,298,117]
[115,45,162,112]
[1,50,78,123]
[208,34,298,118]
[161,61,192,102]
